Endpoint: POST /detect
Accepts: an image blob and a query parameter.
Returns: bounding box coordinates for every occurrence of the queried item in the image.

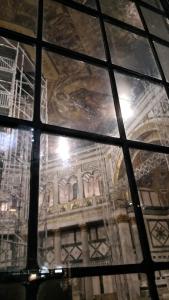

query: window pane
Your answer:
[38,136,142,268]
[43,1,105,60]
[0,127,32,271]
[141,7,169,42]
[0,283,25,300]
[75,0,96,9]
[155,42,169,82]
[0,37,35,121]
[156,270,169,299]
[101,0,143,29]
[130,149,169,262]
[106,24,160,78]
[115,72,169,145]
[0,0,37,37]
[37,274,149,300]
[142,0,163,11]
[41,51,119,137]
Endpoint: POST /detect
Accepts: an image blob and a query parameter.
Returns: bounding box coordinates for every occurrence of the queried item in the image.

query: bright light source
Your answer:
[9,208,16,212]
[54,265,63,274]
[29,273,37,281]
[58,137,70,161]
[40,263,49,275]
[120,94,133,121]
[54,267,63,274]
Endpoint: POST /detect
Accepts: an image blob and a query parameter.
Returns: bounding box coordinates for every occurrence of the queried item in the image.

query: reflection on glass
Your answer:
[0,0,37,36]
[43,1,105,59]
[115,72,169,145]
[156,270,169,299]
[142,7,169,42]
[0,283,25,300]
[0,127,32,271]
[142,0,163,10]
[38,274,149,300]
[75,0,96,9]
[38,135,142,270]
[101,0,143,29]
[41,51,118,136]
[130,149,169,262]
[155,42,169,82]
[106,24,160,78]
[0,37,35,121]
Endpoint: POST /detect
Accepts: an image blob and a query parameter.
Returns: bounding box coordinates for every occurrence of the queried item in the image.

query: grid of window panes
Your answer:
[0,0,169,299]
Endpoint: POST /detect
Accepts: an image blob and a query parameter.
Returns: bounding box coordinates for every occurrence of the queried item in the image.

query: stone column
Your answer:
[115,207,140,300]
[54,229,61,267]
[129,211,146,289]
[80,224,93,300]
[105,153,114,191]
[77,167,83,200]
[129,211,142,262]
[53,177,59,207]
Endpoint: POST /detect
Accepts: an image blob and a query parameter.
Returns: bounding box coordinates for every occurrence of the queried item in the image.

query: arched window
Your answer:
[58,179,69,203]
[72,182,78,200]
[82,172,94,198]
[69,176,78,200]
[93,170,103,196]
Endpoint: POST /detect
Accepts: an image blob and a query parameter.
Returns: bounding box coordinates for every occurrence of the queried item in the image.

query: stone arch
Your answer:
[114,118,169,182]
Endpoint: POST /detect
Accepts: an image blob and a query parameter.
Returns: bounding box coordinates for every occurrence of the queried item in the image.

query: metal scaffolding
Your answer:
[0,37,48,270]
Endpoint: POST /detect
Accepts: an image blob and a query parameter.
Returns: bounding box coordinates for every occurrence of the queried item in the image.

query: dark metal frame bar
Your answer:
[0,0,169,299]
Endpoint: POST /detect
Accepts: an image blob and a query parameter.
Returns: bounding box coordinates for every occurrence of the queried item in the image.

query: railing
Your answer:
[0,212,16,228]
[39,196,105,218]
[57,195,106,214]
[0,56,14,70]
[0,91,10,108]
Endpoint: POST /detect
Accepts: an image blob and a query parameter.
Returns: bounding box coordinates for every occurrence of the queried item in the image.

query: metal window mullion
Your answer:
[95,1,126,139]
[133,0,169,298]
[26,0,43,269]
[96,0,152,258]
[122,146,159,300]
[2,27,169,83]
[135,1,169,100]
[160,0,169,16]
[53,0,168,20]
[2,115,169,155]
[137,0,168,16]
[96,0,160,298]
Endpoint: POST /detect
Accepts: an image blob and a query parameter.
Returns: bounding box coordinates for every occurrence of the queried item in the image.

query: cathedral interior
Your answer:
[0,0,169,299]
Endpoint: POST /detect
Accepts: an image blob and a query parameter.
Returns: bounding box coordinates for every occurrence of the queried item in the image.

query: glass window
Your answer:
[0,0,37,37]
[43,1,105,60]
[0,37,35,121]
[105,24,161,78]
[101,0,143,29]
[141,7,169,42]
[2,0,169,296]
[0,127,32,271]
[115,72,169,145]
[37,274,150,300]
[75,0,96,9]
[156,270,169,299]
[38,135,142,268]
[41,51,119,137]
[0,283,25,300]
[130,149,169,262]
[142,0,164,11]
[155,42,169,82]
